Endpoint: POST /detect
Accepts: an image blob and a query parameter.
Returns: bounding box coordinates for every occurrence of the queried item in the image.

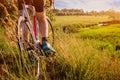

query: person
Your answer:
[18,0,56,54]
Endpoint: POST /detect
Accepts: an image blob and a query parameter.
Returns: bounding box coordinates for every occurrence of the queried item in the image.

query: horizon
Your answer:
[54,0,120,11]
[54,8,120,12]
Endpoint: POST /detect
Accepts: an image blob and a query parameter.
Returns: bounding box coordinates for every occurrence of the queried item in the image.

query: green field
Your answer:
[53,16,110,26]
[0,16,120,80]
[54,16,120,80]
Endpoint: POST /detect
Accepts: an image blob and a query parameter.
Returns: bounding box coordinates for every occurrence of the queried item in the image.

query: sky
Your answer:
[54,0,120,11]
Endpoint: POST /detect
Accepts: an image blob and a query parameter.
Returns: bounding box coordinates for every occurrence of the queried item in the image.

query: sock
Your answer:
[42,37,48,43]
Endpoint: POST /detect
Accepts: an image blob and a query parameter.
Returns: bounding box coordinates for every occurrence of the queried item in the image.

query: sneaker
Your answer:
[42,41,56,56]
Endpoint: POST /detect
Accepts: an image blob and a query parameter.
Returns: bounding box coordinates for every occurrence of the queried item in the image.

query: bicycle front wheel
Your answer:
[17,16,40,79]
[17,16,28,53]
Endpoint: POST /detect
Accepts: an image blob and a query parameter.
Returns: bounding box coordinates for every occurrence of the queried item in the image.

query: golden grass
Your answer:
[0,16,120,80]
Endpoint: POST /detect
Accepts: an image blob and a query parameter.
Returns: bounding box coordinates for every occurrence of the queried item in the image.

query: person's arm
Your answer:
[49,0,54,6]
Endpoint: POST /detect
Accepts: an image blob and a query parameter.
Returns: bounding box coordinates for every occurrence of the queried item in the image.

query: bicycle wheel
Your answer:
[17,16,40,79]
[46,17,55,46]
[38,17,55,46]
[17,16,28,55]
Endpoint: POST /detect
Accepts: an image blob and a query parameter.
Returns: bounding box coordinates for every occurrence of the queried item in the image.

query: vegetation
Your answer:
[1,15,120,80]
[53,8,120,20]
[0,0,120,80]
[53,16,111,33]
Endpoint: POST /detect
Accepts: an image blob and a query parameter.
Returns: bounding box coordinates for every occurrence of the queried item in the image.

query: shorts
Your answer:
[18,0,44,12]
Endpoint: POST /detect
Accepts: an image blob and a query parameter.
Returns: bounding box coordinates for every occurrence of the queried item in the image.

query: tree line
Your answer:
[53,8,120,20]
[0,0,120,21]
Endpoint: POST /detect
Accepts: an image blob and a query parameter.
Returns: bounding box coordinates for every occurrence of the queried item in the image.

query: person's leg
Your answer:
[36,12,48,40]
[18,0,23,11]
[36,12,56,53]
[33,0,48,41]
[33,0,56,53]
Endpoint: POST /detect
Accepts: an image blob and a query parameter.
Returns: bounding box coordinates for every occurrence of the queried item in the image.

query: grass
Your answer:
[54,16,120,80]
[76,24,120,54]
[53,16,110,27]
[53,16,112,34]
[54,32,120,80]
[0,16,120,80]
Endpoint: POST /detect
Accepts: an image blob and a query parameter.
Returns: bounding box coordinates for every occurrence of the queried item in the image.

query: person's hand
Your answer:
[49,0,54,6]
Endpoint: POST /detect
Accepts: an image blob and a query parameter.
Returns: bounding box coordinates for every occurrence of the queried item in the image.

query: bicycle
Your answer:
[17,2,55,80]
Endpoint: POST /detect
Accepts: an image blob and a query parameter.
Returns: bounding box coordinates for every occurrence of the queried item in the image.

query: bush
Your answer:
[63,24,83,33]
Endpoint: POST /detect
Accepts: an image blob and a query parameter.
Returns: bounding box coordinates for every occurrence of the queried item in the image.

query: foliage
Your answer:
[0,0,120,79]
[53,16,111,34]
[77,24,120,52]
[0,3,9,19]
[53,8,120,20]
[46,8,56,21]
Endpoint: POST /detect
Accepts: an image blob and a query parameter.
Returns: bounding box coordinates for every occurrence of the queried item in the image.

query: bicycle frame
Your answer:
[21,3,39,44]
[19,3,40,79]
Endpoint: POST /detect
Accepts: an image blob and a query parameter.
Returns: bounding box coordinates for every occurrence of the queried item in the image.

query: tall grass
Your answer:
[0,16,120,80]
[54,30,120,80]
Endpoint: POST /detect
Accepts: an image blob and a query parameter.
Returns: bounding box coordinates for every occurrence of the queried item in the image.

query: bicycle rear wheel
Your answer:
[38,17,55,46]
[46,17,55,46]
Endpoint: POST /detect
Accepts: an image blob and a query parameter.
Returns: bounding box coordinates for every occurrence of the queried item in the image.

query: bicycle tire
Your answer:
[17,16,55,79]
[46,16,55,46]
[37,16,55,46]
[17,16,55,56]
[17,16,40,79]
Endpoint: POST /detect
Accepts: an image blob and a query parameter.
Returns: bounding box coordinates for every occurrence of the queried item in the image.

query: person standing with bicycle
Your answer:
[18,0,56,54]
